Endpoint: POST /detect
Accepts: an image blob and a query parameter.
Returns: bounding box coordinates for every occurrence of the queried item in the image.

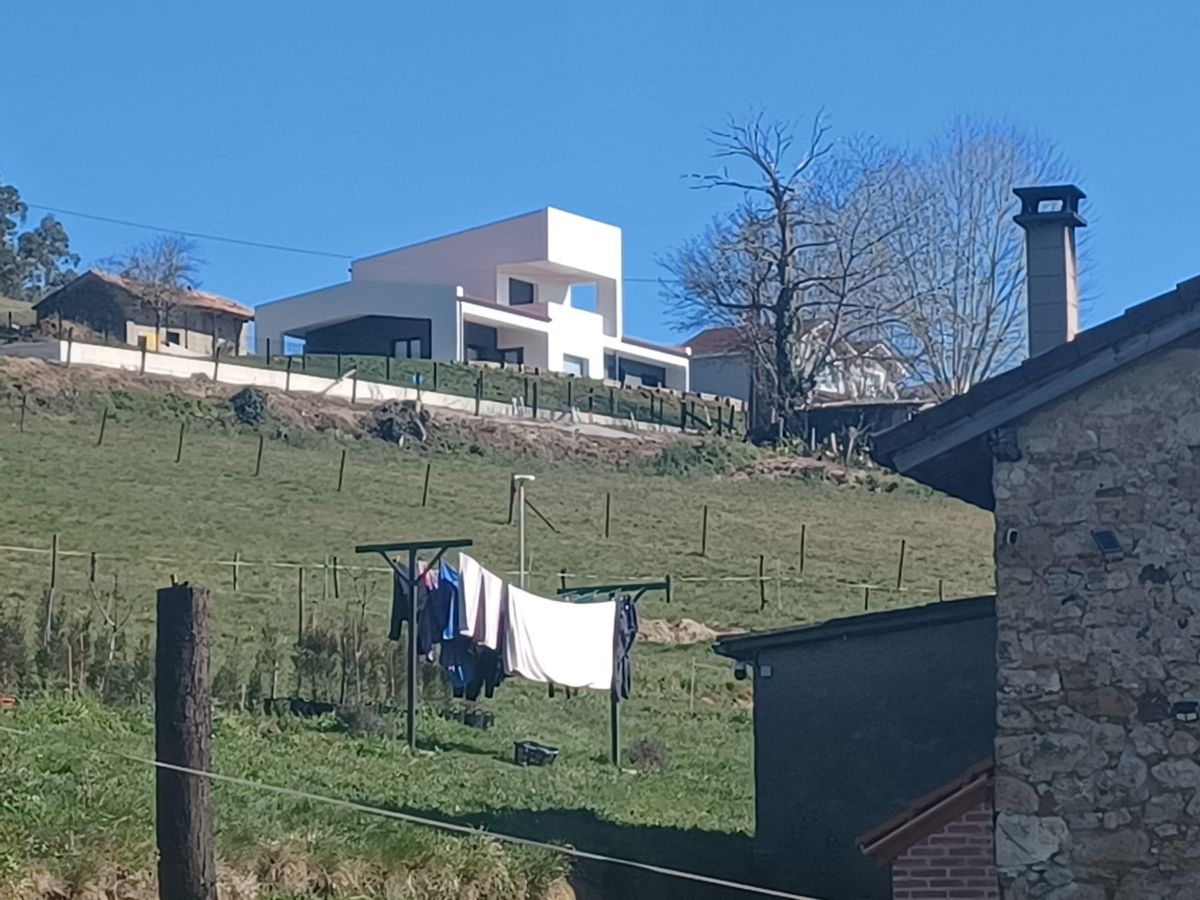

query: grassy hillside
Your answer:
[0,295,36,328]
[0,360,993,897]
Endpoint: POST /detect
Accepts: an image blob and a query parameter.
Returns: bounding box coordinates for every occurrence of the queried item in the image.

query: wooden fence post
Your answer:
[604,492,611,539]
[66,328,74,366]
[799,523,807,574]
[700,505,709,556]
[758,555,767,611]
[896,539,907,590]
[475,372,484,416]
[96,407,109,447]
[285,356,293,393]
[421,462,432,507]
[175,421,186,464]
[19,393,27,433]
[155,582,216,900]
[140,342,148,374]
[42,532,59,646]
[337,449,348,492]
[254,434,264,477]
[432,361,439,391]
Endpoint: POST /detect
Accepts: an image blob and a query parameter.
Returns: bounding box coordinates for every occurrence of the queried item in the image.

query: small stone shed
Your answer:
[874,185,1200,898]
[35,270,252,355]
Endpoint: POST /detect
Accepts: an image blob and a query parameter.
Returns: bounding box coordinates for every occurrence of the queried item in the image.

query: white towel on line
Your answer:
[458,552,485,639]
[503,586,615,690]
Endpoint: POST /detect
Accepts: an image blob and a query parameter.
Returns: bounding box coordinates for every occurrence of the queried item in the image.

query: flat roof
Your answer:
[712,595,995,660]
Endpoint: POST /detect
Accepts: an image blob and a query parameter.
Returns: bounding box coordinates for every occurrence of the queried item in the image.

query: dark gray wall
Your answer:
[751,612,996,899]
[303,315,432,356]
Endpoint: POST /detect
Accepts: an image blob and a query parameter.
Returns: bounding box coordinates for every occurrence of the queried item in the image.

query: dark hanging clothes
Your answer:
[391,564,448,657]
[613,593,638,701]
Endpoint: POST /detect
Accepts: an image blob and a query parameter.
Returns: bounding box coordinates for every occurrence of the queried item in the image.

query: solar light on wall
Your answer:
[734,661,750,681]
[1091,529,1123,556]
[1173,701,1199,723]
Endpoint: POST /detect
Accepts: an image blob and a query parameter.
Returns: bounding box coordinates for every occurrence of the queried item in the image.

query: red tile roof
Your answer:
[858,759,994,863]
[52,270,255,319]
[685,326,744,357]
[620,334,690,359]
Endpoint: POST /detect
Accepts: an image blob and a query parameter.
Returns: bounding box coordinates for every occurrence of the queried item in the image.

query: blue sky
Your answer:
[3,2,1199,342]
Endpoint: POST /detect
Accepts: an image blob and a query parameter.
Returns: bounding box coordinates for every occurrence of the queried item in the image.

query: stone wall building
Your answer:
[875,185,1200,899]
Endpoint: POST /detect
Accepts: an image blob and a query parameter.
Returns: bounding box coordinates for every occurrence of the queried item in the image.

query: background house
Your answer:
[713,597,997,899]
[874,185,1200,898]
[255,208,691,390]
[687,323,917,439]
[34,270,252,355]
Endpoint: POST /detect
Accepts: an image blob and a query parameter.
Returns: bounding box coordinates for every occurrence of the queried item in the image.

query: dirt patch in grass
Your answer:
[637,617,724,645]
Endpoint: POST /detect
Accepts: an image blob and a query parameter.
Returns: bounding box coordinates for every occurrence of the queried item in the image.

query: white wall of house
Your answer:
[351,208,623,338]
[255,207,691,388]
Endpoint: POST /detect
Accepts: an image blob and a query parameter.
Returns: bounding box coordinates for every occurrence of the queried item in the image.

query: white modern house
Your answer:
[255,208,690,390]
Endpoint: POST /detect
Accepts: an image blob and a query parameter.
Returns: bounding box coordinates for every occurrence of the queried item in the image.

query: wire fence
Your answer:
[0,720,819,899]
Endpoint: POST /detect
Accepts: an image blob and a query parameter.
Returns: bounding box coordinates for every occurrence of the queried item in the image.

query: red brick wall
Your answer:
[890,798,999,900]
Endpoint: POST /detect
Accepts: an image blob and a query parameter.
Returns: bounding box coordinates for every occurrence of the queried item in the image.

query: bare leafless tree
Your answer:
[664,116,915,436]
[104,235,204,345]
[883,119,1074,399]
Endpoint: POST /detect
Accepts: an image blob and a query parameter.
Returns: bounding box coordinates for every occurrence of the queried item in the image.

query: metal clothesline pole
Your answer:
[356,538,473,752]
[558,579,669,767]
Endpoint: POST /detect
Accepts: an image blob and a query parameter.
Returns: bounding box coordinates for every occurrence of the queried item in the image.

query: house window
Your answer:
[392,338,421,359]
[509,278,536,306]
[165,330,183,346]
[562,354,589,378]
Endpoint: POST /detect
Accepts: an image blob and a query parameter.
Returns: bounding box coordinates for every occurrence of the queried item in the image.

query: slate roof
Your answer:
[871,274,1200,509]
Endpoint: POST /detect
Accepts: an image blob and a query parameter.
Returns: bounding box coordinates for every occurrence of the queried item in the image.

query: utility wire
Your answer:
[27,202,677,284]
[0,722,823,900]
[27,204,354,261]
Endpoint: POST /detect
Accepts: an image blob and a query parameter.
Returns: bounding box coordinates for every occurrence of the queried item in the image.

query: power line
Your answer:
[27,202,678,284]
[0,722,823,900]
[27,203,354,260]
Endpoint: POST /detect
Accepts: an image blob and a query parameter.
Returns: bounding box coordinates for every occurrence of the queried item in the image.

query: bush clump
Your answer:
[362,399,431,445]
[645,439,758,477]
[627,738,671,771]
[231,386,269,426]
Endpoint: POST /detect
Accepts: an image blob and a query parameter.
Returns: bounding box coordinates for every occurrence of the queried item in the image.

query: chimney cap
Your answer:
[1013,184,1087,229]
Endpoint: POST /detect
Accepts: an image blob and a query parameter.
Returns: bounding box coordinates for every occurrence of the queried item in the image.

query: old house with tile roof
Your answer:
[34,270,252,355]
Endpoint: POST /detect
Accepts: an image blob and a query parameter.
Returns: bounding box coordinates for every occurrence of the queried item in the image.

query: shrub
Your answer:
[627,738,671,771]
[0,597,31,695]
[646,439,758,477]
[362,400,430,445]
[231,386,268,427]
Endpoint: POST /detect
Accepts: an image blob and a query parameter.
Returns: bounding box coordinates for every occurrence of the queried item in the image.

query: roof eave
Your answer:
[873,283,1200,510]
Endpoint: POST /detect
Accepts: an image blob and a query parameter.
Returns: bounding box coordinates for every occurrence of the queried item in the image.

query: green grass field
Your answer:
[0,362,993,897]
[0,295,36,328]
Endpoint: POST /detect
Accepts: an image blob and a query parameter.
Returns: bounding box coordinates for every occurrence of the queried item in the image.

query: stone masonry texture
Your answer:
[993,347,1200,899]
[891,796,1000,899]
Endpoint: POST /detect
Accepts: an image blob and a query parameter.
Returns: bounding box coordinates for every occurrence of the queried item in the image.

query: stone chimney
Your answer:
[1013,185,1086,357]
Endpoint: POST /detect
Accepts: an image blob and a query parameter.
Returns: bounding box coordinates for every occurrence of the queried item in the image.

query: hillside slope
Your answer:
[0,358,993,898]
